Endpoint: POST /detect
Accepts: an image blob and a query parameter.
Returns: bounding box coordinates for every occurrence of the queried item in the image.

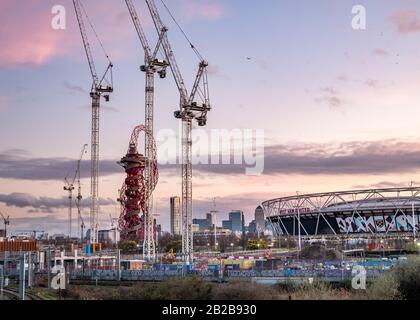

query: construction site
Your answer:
[2,0,420,303]
[0,0,211,299]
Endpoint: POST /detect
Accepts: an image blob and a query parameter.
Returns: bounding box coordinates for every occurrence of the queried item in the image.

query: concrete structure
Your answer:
[170,196,181,235]
[52,249,118,271]
[98,228,119,245]
[51,234,67,241]
[263,187,420,237]
[193,228,232,238]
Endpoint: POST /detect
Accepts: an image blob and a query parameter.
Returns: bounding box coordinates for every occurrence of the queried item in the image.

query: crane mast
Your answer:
[145,0,188,103]
[63,177,75,238]
[0,210,10,238]
[145,0,211,265]
[76,144,88,242]
[64,144,88,239]
[73,0,113,245]
[125,0,168,261]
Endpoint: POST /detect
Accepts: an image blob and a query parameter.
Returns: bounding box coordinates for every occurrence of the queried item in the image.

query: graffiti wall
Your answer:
[335,213,420,234]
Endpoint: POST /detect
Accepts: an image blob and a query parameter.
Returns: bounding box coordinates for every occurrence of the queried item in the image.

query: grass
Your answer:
[59,278,368,300]
[15,258,420,300]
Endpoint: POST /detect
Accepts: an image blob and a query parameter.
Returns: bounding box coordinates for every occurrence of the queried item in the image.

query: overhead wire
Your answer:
[79,0,112,64]
[159,0,204,61]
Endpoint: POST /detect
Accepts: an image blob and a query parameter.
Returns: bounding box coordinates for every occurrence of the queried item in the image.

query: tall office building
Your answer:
[193,212,213,231]
[170,196,181,235]
[229,210,244,232]
[255,205,265,233]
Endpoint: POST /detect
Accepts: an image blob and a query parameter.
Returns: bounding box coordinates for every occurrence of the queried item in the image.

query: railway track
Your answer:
[1,288,42,300]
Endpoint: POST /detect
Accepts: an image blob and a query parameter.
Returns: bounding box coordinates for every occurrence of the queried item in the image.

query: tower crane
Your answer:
[63,171,75,238]
[64,144,87,239]
[0,210,10,238]
[73,0,114,245]
[79,214,86,244]
[144,0,211,264]
[125,0,168,261]
[76,144,88,242]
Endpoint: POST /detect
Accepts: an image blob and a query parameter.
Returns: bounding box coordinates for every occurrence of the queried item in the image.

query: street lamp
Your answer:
[416,240,420,256]
[296,191,301,252]
[410,181,416,240]
[230,243,234,254]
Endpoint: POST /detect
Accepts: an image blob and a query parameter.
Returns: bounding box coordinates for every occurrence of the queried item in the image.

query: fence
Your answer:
[69,268,385,282]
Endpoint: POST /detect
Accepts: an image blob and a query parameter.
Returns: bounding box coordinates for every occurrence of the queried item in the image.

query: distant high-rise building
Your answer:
[170,196,181,235]
[98,229,118,245]
[229,210,244,232]
[206,212,213,226]
[255,206,265,233]
[193,213,214,231]
[248,220,257,234]
[222,220,232,230]
[156,224,162,241]
[221,210,245,233]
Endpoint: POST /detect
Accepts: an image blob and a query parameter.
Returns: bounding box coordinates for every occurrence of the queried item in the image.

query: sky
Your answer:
[2,0,420,235]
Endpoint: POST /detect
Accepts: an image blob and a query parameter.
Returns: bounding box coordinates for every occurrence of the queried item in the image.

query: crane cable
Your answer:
[159,0,204,61]
[79,0,112,64]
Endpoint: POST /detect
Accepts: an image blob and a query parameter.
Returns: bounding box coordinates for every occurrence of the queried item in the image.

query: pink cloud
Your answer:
[373,48,389,56]
[182,0,225,20]
[0,1,144,69]
[0,0,221,70]
[389,10,420,34]
[0,0,64,69]
[365,79,380,88]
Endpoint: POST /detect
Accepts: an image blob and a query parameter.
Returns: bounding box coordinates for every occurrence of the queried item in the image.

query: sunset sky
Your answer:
[2,0,420,235]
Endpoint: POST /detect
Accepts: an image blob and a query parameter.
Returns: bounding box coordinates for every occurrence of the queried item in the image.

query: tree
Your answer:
[159,233,182,253]
[246,239,267,250]
[118,240,138,254]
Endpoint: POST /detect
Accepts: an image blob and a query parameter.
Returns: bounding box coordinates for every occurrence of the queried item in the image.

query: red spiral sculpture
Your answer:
[118,125,158,241]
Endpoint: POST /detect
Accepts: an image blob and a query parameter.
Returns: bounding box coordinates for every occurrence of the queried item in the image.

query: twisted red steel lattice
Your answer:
[118,125,158,241]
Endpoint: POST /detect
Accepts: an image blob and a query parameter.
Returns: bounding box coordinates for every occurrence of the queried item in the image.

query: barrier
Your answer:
[0,241,37,252]
[69,267,387,281]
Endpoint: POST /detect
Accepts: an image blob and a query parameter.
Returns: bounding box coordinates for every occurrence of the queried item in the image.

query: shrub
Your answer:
[368,256,420,300]
[367,272,401,300]
[212,281,277,300]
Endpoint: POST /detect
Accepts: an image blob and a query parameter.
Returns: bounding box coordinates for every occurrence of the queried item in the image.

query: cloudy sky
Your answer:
[2,0,420,235]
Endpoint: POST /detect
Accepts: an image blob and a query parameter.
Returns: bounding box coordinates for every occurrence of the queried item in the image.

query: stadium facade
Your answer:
[262,188,420,237]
